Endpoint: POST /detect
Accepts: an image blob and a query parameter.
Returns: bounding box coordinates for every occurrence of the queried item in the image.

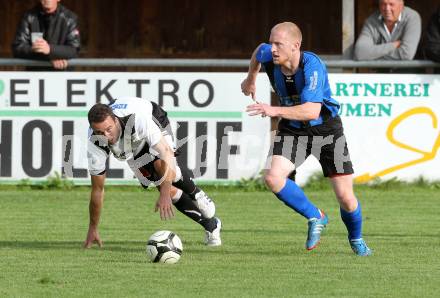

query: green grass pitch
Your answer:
[0,185,439,297]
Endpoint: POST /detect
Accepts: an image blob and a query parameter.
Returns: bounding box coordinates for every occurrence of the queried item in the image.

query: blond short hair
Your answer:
[272,22,302,44]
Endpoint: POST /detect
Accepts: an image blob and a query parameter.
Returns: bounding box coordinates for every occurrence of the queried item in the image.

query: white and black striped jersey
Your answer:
[87,97,175,176]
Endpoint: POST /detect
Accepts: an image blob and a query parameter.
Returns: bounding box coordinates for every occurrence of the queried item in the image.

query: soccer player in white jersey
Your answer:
[83,97,221,248]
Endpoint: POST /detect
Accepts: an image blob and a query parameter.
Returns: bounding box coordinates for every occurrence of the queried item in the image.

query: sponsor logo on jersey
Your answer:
[309,71,318,91]
[111,103,128,110]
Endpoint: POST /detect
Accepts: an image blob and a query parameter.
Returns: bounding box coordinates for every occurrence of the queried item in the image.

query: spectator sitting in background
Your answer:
[12,0,80,70]
[354,0,421,61]
[423,6,440,63]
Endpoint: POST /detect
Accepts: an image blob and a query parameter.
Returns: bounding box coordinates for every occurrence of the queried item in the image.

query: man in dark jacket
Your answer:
[12,0,80,70]
[424,6,440,63]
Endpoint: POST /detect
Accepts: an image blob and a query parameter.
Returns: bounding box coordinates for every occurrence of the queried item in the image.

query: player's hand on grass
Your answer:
[155,194,174,220]
[241,77,257,101]
[83,226,103,248]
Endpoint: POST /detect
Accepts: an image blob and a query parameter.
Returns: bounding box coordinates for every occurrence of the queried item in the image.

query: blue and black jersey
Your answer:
[256,43,340,128]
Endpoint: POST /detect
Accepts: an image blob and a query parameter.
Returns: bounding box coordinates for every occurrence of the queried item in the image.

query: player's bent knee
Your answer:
[264,174,284,192]
[169,186,178,198]
[337,193,358,211]
[153,159,177,181]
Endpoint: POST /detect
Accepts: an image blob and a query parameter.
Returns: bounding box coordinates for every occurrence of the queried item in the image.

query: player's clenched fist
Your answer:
[241,77,257,100]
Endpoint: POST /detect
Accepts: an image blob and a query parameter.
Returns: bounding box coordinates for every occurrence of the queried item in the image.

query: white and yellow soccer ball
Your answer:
[146,231,183,264]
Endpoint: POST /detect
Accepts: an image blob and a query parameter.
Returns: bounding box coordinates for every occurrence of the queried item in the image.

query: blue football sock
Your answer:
[275,179,321,219]
[340,202,363,240]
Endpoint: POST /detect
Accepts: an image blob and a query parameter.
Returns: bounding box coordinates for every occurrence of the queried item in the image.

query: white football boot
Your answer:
[205,217,222,246]
[194,190,216,219]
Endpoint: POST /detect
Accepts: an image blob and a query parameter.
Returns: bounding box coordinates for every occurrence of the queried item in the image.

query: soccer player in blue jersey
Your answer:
[241,22,372,256]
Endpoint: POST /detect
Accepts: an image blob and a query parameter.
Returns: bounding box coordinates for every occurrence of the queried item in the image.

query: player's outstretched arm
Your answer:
[84,174,105,248]
[246,101,321,120]
[152,137,176,220]
[241,44,264,100]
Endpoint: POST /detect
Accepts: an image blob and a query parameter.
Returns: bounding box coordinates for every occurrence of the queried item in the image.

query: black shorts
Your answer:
[135,150,181,189]
[137,156,162,189]
[270,116,354,177]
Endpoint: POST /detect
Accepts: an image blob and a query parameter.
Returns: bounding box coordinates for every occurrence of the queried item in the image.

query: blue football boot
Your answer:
[349,238,372,256]
[306,211,329,250]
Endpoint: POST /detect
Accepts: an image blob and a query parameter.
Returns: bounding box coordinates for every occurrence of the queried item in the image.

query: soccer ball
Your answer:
[146,231,183,264]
